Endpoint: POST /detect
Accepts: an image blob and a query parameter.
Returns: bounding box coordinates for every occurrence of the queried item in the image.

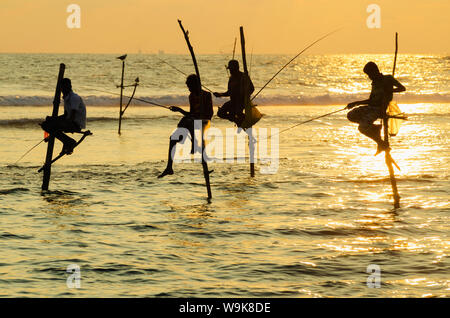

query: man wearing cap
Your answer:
[214,59,254,126]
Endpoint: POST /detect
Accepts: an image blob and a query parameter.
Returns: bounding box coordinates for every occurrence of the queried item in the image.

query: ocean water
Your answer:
[0,54,449,297]
[1,53,449,106]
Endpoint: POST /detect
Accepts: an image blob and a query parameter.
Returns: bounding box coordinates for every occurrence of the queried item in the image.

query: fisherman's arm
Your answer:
[346,99,370,109]
[213,92,229,98]
[169,106,189,116]
[391,77,406,93]
[213,90,230,98]
[213,78,232,97]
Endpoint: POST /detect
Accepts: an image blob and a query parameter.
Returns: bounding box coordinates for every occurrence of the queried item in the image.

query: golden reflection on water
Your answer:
[2,101,448,297]
[338,103,446,179]
[386,277,450,298]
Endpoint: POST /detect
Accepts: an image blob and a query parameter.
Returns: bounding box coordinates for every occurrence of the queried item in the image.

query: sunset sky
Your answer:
[1,0,448,54]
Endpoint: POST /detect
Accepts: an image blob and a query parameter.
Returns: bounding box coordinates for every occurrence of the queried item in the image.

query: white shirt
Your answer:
[64,91,86,129]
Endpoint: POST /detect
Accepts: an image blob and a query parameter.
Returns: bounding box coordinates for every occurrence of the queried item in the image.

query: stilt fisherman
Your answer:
[158,74,213,178]
[40,78,87,155]
[346,61,405,155]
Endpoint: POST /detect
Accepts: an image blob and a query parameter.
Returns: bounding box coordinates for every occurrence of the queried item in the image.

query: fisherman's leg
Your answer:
[177,117,196,154]
[41,116,76,153]
[348,107,381,142]
[347,107,364,123]
[217,101,234,121]
[189,124,196,154]
[358,109,388,155]
[58,118,78,154]
[158,137,180,178]
[348,106,386,154]
[159,122,190,178]
[40,116,59,134]
[358,123,383,144]
[234,103,245,126]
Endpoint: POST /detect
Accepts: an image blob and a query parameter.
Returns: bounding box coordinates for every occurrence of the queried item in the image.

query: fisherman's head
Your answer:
[363,62,381,80]
[186,74,200,93]
[227,59,240,75]
[61,78,72,96]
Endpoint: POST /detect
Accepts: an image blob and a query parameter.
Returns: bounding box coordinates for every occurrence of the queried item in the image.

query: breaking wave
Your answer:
[0,116,171,128]
[0,92,449,107]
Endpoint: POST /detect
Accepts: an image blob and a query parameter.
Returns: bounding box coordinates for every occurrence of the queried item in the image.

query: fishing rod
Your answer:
[259,107,347,142]
[14,137,47,164]
[225,37,237,77]
[251,28,342,101]
[249,46,254,76]
[156,56,189,78]
[155,56,214,93]
[81,87,171,109]
[278,107,346,135]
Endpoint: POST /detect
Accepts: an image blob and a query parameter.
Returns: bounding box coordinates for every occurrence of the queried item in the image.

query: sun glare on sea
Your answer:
[337,103,444,179]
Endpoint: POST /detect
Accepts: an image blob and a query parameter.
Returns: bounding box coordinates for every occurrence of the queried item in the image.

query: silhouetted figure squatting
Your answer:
[214,59,254,126]
[41,78,87,155]
[158,74,213,178]
[346,62,405,155]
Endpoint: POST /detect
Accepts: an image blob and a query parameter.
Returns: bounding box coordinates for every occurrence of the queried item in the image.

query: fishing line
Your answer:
[249,46,254,77]
[80,86,171,109]
[14,138,46,164]
[256,107,347,142]
[154,56,214,93]
[251,28,342,101]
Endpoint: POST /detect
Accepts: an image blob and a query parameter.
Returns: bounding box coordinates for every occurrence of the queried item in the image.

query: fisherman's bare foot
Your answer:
[62,140,76,155]
[158,168,174,178]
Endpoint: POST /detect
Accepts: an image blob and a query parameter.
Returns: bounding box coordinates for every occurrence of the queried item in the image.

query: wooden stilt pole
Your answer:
[118,58,125,135]
[384,131,400,208]
[42,63,65,191]
[240,26,255,177]
[384,32,400,208]
[392,32,398,77]
[201,126,212,200]
[178,20,212,200]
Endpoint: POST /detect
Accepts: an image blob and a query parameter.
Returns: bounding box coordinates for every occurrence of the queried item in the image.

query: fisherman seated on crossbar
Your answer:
[158,74,213,179]
[346,62,405,155]
[214,59,254,126]
[40,78,87,155]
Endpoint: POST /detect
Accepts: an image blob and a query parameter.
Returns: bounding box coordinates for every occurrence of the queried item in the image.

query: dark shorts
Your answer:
[347,106,382,127]
[174,117,209,142]
[41,115,80,134]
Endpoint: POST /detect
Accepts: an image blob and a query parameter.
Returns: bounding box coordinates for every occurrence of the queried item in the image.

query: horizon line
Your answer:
[0,51,448,55]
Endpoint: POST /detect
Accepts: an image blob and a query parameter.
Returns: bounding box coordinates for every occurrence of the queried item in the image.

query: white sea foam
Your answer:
[0,92,448,106]
[1,53,448,106]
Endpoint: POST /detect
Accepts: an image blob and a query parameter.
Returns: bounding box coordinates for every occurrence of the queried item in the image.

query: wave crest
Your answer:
[0,92,449,106]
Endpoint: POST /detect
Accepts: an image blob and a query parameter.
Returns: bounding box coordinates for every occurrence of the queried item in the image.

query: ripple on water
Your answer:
[0,187,29,195]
